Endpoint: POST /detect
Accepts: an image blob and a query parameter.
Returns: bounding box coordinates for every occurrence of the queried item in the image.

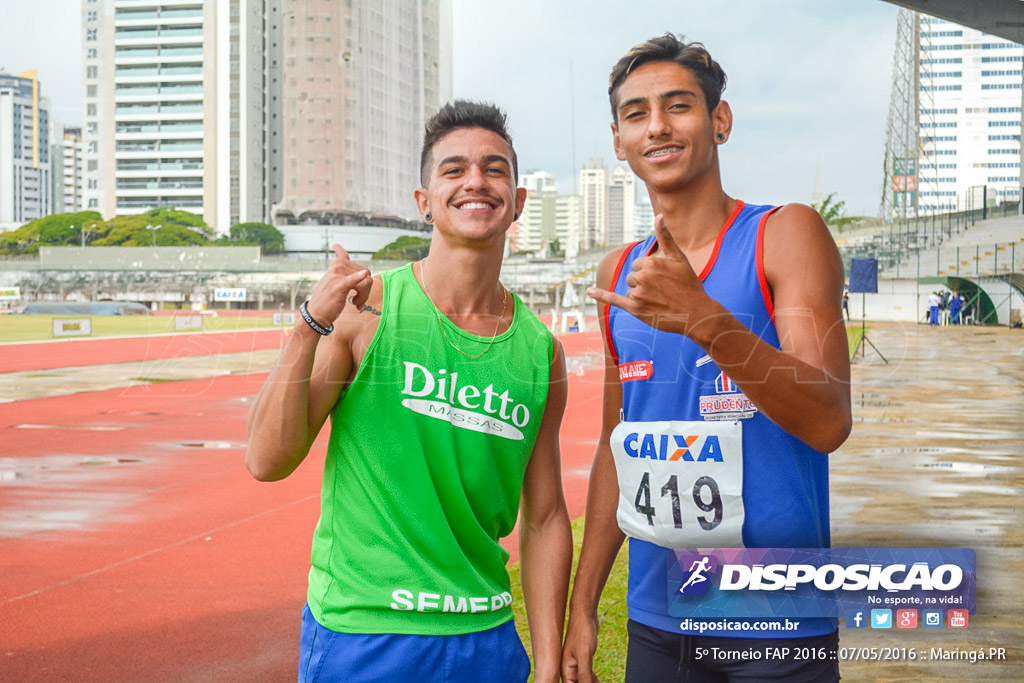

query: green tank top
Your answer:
[307,263,553,634]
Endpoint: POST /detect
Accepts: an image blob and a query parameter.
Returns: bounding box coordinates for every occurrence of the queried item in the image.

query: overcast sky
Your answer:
[1,0,899,216]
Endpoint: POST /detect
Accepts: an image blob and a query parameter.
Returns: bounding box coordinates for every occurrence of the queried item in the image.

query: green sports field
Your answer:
[0,313,279,343]
[846,324,865,359]
[510,517,630,681]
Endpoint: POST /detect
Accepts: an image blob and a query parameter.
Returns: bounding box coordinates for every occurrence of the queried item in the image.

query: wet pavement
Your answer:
[0,321,1021,680]
[833,322,1023,681]
[0,349,281,402]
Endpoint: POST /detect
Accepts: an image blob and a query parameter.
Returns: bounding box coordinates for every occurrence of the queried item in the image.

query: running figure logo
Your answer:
[676,554,718,596]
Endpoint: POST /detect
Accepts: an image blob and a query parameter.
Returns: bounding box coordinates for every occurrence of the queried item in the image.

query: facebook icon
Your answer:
[845,611,866,629]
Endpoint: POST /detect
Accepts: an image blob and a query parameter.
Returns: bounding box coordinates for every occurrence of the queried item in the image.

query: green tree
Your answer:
[812,193,846,224]
[812,193,861,231]
[228,222,285,254]
[373,235,432,261]
[91,213,208,246]
[144,207,212,235]
[0,211,104,255]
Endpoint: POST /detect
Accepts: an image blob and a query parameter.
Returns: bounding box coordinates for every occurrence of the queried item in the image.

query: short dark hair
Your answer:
[419,100,519,187]
[608,34,727,121]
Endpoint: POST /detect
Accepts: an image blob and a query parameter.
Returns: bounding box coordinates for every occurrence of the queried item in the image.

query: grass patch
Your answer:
[510,516,629,681]
[0,314,279,343]
[846,323,865,359]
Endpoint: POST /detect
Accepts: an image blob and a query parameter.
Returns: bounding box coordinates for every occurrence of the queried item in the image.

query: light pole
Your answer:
[146,224,158,246]
[80,222,96,247]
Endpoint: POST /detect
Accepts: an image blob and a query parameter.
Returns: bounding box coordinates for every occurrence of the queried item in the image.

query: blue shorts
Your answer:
[299,604,531,683]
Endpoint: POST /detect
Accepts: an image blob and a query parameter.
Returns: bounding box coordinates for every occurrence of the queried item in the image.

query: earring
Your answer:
[716,133,725,142]
[513,212,519,221]
[424,213,432,223]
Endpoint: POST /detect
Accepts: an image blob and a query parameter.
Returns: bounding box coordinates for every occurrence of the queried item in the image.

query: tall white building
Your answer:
[607,164,636,246]
[515,170,579,258]
[514,169,554,253]
[579,157,607,250]
[52,126,84,213]
[633,195,655,241]
[83,1,212,222]
[0,69,51,229]
[916,17,1022,213]
[83,0,448,232]
[218,0,281,230]
[520,169,554,194]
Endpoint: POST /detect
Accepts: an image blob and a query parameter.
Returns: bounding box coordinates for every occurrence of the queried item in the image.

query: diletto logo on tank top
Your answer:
[400,361,530,440]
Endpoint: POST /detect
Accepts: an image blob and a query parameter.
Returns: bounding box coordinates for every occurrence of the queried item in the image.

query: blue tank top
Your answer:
[606,200,834,637]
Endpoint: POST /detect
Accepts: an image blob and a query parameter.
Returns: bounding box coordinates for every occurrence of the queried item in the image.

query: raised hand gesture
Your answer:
[587,214,712,337]
[305,244,373,326]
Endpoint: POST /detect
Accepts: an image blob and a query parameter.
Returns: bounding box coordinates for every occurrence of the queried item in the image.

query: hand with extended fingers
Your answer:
[587,214,714,337]
[305,243,373,326]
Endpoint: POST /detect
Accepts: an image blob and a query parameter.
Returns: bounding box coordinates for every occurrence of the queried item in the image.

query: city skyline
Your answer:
[0,1,964,220]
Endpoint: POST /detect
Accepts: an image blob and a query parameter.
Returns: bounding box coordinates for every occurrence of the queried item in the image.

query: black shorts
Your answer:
[625,620,840,682]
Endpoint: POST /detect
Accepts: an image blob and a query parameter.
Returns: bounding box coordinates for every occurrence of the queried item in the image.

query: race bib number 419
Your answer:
[611,420,745,548]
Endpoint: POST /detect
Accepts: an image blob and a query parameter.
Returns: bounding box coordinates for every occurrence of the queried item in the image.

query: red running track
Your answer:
[0,330,607,682]
[0,328,290,373]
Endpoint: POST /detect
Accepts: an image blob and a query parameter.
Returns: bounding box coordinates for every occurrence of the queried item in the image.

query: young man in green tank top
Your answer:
[246,101,572,683]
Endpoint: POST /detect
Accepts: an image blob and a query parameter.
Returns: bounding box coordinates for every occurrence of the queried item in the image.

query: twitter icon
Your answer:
[871,609,892,629]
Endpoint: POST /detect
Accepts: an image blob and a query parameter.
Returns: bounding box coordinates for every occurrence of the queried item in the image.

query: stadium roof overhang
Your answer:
[882,0,1024,43]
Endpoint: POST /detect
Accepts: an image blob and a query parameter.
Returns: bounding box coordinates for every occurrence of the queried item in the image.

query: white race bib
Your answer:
[610,420,745,548]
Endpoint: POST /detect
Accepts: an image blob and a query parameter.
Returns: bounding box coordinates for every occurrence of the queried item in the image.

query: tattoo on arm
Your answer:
[349,296,381,316]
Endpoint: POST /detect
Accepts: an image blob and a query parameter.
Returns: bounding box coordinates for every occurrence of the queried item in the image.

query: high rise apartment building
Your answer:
[83,0,212,220]
[579,157,607,250]
[607,164,636,246]
[274,0,450,223]
[52,126,84,213]
[576,159,645,250]
[633,196,655,241]
[520,169,555,194]
[916,16,1022,213]
[0,69,51,228]
[82,0,450,232]
[218,0,281,231]
[515,170,579,258]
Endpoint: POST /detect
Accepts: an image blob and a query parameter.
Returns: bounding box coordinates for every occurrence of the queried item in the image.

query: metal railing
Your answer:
[839,196,1020,279]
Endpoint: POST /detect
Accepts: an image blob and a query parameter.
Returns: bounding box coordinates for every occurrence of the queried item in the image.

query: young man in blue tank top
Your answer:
[562,35,852,682]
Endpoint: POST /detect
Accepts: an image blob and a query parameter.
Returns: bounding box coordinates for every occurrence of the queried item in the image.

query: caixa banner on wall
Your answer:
[668,548,975,618]
[213,288,246,302]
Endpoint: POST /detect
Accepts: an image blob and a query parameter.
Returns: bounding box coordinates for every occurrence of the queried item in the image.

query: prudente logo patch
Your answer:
[401,361,529,440]
[700,372,757,421]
